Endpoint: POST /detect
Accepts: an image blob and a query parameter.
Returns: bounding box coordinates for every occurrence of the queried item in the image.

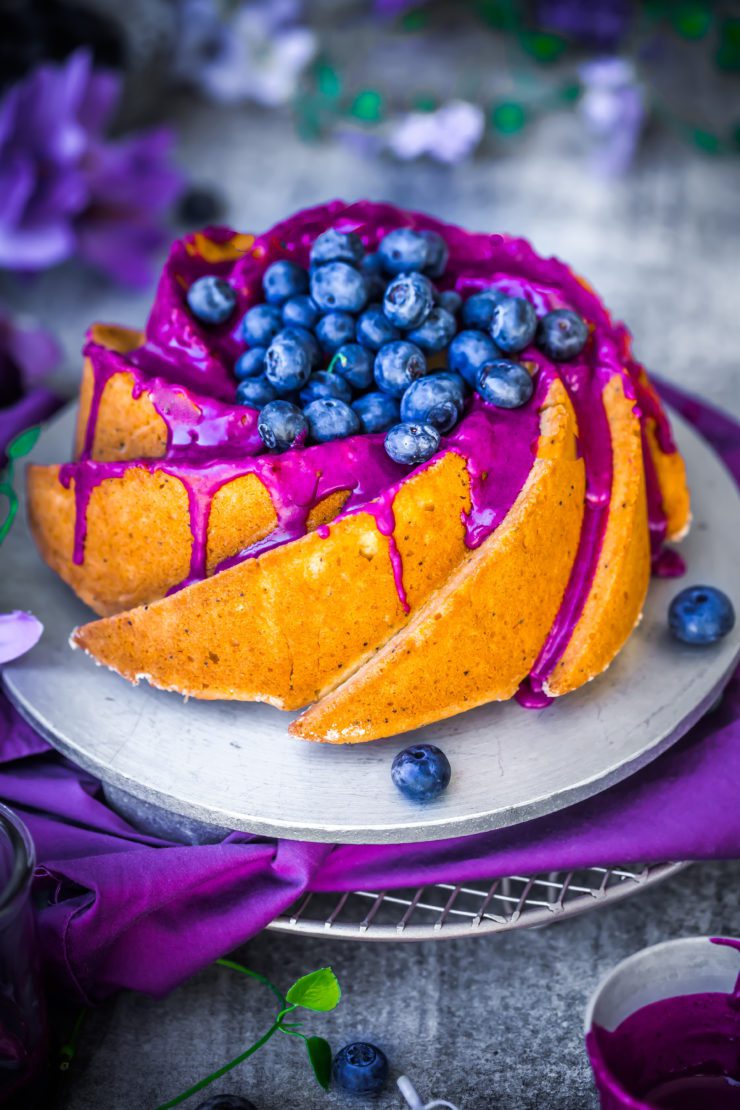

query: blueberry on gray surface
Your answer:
[310,260,368,313]
[316,311,356,353]
[331,343,374,390]
[305,397,360,443]
[299,370,353,406]
[262,259,309,305]
[234,347,266,380]
[352,391,401,434]
[186,275,237,326]
[239,303,282,347]
[235,377,277,409]
[310,227,365,268]
[356,305,401,351]
[383,271,434,329]
[537,308,589,361]
[194,1096,258,1110]
[407,305,457,352]
[668,586,735,645]
[281,294,319,330]
[264,330,313,393]
[490,294,538,353]
[462,287,505,331]
[333,1042,389,1095]
[257,399,308,451]
[391,743,452,801]
[385,421,441,465]
[401,373,464,433]
[448,329,500,387]
[378,226,429,274]
[374,340,428,397]
[477,359,534,408]
[420,228,449,278]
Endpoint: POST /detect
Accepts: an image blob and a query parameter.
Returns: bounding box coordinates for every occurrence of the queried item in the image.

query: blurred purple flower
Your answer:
[537,0,633,51]
[0,307,61,399]
[0,612,43,665]
[0,49,184,287]
[388,101,485,164]
[374,0,427,14]
[579,58,645,176]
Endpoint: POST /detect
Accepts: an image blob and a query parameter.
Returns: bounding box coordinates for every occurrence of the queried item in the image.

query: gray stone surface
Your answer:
[4,89,738,1110]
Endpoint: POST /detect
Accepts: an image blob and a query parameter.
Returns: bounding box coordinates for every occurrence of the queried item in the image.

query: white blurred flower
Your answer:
[388,100,485,164]
[578,57,645,176]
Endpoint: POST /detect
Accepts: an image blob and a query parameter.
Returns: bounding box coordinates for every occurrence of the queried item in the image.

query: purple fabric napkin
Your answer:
[0,383,738,1004]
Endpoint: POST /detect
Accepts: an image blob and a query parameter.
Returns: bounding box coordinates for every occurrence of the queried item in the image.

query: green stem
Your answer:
[215,958,286,1008]
[58,1006,88,1072]
[154,1021,281,1110]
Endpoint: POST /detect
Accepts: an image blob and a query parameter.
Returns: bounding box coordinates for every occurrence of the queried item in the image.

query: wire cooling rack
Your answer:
[268,862,686,940]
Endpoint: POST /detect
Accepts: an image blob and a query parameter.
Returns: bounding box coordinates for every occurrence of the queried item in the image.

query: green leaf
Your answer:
[672,3,712,39]
[518,30,567,64]
[350,90,383,123]
[286,967,341,1012]
[305,1036,332,1090]
[7,425,40,460]
[491,101,527,135]
[316,61,342,100]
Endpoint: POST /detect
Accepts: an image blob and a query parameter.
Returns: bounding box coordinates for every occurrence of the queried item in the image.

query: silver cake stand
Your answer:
[1,406,737,936]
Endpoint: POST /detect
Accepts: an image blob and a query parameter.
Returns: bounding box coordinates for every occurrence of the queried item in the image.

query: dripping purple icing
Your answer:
[70,199,683,694]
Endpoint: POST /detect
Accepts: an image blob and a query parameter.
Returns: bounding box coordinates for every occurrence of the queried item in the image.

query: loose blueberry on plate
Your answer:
[401,374,464,434]
[282,294,319,330]
[537,308,589,361]
[257,400,308,451]
[234,347,266,380]
[331,343,374,390]
[316,311,356,353]
[262,259,309,305]
[240,303,282,347]
[311,261,368,313]
[383,272,434,330]
[305,398,360,443]
[356,305,400,351]
[477,359,534,408]
[194,1096,258,1110]
[437,288,462,315]
[310,227,365,268]
[264,331,313,393]
[490,294,537,353]
[391,743,452,801]
[668,586,735,646]
[186,276,237,326]
[420,229,449,278]
[352,391,401,434]
[385,422,441,465]
[235,377,277,409]
[407,306,457,353]
[333,1042,389,1095]
[462,287,504,331]
[374,340,428,397]
[447,329,500,387]
[300,370,353,406]
[378,226,429,274]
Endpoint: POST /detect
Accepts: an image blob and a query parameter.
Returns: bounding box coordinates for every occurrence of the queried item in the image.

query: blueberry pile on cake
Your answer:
[27,201,691,742]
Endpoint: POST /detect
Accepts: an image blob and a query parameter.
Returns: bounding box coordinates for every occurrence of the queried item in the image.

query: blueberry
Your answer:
[448,329,500,387]
[385,422,441,466]
[401,373,464,434]
[360,253,387,301]
[316,311,356,354]
[194,1097,258,1110]
[477,359,534,408]
[264,331,313,393]
[239,303,282,347]
[234,347,266,380]
[406,306,457,353]
[537,309,589,362]
[437,289,463,315]
[374,340,428,397]
[331,343,374,390]
[378,227,429,275]
[310,261,368,313]
[186,276,237,326]
[668,586,735,646]
[262,259,309,305]
[257,400,308,451]
[361,251,384,275]
[235,377,277,409]
[282,294,319,330]
[462,287,504,331]
[383,272,434,330]
[352,391,401,434]
[310,228,364,268]
[421,229,449,278]
[333,1042,389,1095]
[490,295,538,353]
[300,371,353,406]
[433,370,469,401]
[281,325,320,368]
[356,306,401,351]
[391,743,452,801]
[305,398,360,443]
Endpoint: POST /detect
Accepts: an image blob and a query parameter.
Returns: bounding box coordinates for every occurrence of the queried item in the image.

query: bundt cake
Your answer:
[27,201,691,742]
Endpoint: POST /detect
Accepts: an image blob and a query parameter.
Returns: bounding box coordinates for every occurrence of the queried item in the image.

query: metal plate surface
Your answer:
[2,406,739,844]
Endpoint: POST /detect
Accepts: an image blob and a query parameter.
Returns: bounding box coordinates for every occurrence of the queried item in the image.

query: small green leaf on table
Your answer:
[286,967,341,1012]
[305,1035,333,1091]
[7,425,41,460]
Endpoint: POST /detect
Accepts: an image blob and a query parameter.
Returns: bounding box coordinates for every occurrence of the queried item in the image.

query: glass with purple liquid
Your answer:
[585,936,740,1109]
[0,803,46,1107]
